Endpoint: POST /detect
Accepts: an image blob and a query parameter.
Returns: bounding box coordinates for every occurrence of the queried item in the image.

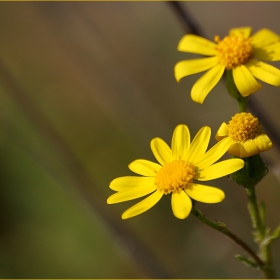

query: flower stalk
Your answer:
[191,205,264,269]
[245,185,276,278]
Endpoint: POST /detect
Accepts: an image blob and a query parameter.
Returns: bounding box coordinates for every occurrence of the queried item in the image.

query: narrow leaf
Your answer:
[235,255,260,269]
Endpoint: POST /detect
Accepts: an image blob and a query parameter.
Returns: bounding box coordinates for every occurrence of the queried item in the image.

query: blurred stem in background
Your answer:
[0,58,172,278]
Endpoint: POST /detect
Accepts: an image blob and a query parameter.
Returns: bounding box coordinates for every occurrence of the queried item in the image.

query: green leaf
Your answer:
[262,225,280,246]
[271,225,280,240]
[235,255,259,268]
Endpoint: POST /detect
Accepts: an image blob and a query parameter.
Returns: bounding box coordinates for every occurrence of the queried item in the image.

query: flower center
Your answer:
[215,35,253,69]
[228,113,263,142]
[155,159,196,194]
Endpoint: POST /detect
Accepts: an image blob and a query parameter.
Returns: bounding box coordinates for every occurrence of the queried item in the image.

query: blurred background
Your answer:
[0,1,280,278]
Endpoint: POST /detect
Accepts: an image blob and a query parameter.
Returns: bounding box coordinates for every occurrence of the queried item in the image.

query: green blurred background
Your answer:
[0,2,280,278]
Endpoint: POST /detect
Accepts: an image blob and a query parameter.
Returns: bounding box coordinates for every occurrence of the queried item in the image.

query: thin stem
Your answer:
[245,187,264,237]
[245,186,276,278]
[238,97,248,113]
[191,206,264,269]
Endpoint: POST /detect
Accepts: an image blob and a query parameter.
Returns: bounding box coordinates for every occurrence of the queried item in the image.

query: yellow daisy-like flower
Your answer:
[107,124,244,219]
[216,112,273,158]
[175,27,280,103]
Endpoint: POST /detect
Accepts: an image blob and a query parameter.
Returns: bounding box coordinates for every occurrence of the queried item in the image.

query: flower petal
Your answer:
[186,126,211,164]
[215,122,230,141]
[178,34,217,55]
[246,60,280,87]
[185,183,225,203]
[129,159,161,176]
[107,185,157,204]
[109,176,155,191]
[150,138,172,166]
[229,136,273,158]
[174,57,220,82]
[227,142,245,158]
[254,134,273,153]
[121,190,163,219]
[232,65,262,97]
[196,158,244,181]
[229,27,252,39]
[171,191,192,219]
[254,42,280,61]
[171,124,190,160]
[195,138,232,169]
[242,140,261,157]
[252,28,280,48]
[191,63,225,104]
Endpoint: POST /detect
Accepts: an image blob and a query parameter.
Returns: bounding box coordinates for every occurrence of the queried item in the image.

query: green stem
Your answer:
[191,206,264,269]
[245,186,276,278]
[245,187,264,236]
[238,97,248,113]
[226,70,248,112]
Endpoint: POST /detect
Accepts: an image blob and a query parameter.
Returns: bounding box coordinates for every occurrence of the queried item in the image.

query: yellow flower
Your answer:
[216,112,273,158]
[107,124,244,219]
[175,27,280,103]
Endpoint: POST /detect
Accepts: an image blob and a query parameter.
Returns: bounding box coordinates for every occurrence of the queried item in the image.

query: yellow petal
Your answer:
[195,138,232,169]
[246,59,280,87]
[231,137,273,158]
[252,28,280,48]
[185,183,225,203]
[228,142,248,158]
[232,65,262,97]
[174,57,219,82]
[191,63,225,104]
[187,126,211,164]
[178,34,217,55]
[242,140,259,157]
[171,191,192,219]
[171,124,190,160]
[254,134,273,153]
[109,176,155,191]
[107,185,157,204]
[197,158,244,181]
[227,142,239,157]
[254,42,280,61]
[129,159,161,176]
[150,138,172,166]
[215,122,230,141]
[229,27,252,39]
[121,190,163,219]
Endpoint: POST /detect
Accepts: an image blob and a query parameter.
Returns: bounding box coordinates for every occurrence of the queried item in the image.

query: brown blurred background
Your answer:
[0,1,280,278]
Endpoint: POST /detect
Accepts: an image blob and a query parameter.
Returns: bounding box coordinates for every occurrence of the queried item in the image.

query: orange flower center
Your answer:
[155,160,196,194]
[228,113,263,142]
[215,35,253,69]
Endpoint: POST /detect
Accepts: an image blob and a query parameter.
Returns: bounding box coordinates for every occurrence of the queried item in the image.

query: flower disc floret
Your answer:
[215,35,253,69]
[155,160,196,194]
[228,113,263,142]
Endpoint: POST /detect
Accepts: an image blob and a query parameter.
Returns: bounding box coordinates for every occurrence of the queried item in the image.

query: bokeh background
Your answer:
[0,1,280,278]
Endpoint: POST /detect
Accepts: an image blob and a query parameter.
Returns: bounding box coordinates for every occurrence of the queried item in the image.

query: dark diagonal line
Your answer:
[0,57,172,278]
